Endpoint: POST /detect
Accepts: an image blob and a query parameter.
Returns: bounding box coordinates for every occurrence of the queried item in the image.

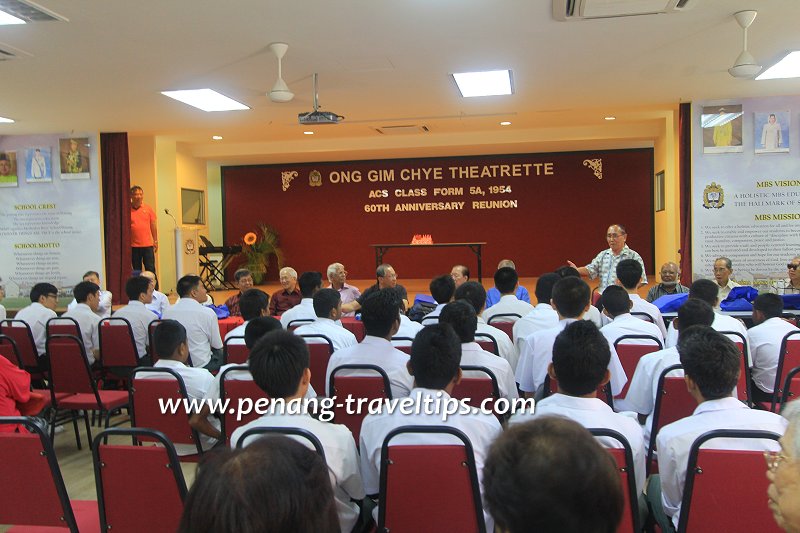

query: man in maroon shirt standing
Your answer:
[130,185,158,273]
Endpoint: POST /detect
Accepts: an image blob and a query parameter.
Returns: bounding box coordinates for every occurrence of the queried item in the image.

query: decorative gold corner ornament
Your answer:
[281,171,297,191]
[309,170,323,187]
[702,182,725,209]
[583,158,603,180]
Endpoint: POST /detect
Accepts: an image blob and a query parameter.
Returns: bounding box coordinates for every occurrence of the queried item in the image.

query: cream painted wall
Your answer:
[206,162,222,244]
[652,108,682,282]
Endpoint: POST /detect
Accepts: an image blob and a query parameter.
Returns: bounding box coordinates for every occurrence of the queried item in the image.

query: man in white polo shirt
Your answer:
[482,267,534,324]
[294,289,357,352]
[112,275,157,363]
[600,285,664,346]
[280,271,322,329]
[748,293,800,403]
[162,275,223,371]
[13,282,58,359]
[67,270,113,319]
[62,280,102,365]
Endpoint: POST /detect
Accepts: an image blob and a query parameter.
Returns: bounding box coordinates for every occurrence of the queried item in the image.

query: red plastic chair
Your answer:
[717,330,752,405]
[589,428,641,533]
[613,334,663,399]
[329,364,392,444]
[1,319,45,377]
[630,311,655,323]
[378,425,486,533]
[148,319,163,364]
[46,316,81,337]
[0,416,100,532]
[475,332,499,355]
[646,363,695,474]
[486,314,520,339]
[234,426,326,458]
[0,334,22,368]
[219,364,269,444]
[92,427,187,533]
[299,334,334,393]
[130,367,203,459]
[769,331,800,412]
[47,334,129,449]
[391,336,414,355]
[223,336,250,365]
[779,366,800,407]
[287,318,315,331]
[452,365,499,413]
[676,429,783,533]
[592,288,602,306]
[99,317,141,383]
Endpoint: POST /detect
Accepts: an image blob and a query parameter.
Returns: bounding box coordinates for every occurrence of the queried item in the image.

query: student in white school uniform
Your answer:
[146,320,220,454]
[326,287,413,398]
[648,326,787,532]
[439,299,518,401]
[454,281,518,371]
[512,273,560,352]
[664,279,748,348]
[112,276,157,364]
[624,298,715,442]
[13,282,58,360]
[359,323,503,530]
[616,259,668,338]
[293,289,357,352]
[509,320,646,496]
[555,266,603,327]
[421,274,456,323]
[62,280,102,365]
[516,277,627,398]
[230,329,365,533]
[748,293,800,403]
[280,271,322,329]
[223,289,270,344]
[162,275,224,372]
[140,271,169,318]
[484,418,624,533]
[599,285,664,346]
[482,267,534,324]
[67,270,113,319]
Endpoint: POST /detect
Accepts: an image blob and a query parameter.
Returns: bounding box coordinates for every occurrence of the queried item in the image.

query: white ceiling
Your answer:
[1,0,799,164]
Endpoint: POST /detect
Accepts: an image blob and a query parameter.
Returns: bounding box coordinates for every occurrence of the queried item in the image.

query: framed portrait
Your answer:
[59,137,90,180]
[26,146,53,182]
[701,105,743,154]
[754,111,790,154]
[0,151,19,188]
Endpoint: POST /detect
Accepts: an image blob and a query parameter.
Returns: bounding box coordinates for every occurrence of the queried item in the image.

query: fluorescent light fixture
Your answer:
[701,111,743,129]
[452,70,513,97]
[0,116,14,123]
[212,135,223,140]
[0,9,25,25]
[303,131,314,135]
[499,121,512,126]
[160,89,249,112]
[756,51,800,80]
[604,116,616,121]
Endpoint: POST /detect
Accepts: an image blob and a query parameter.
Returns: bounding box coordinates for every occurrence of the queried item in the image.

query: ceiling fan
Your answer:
[728,10,761,79]
[267,42,294,103]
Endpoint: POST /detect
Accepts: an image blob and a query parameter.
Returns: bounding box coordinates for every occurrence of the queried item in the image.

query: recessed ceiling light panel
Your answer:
[0,116,14,123]
[212,135,223,140]
[452,70,513,97]
[756,51,800,80]
[0,9,25,25]
[499,121,512,126]
[303,131,314,135]
[604,116,616,121]
[161,89,249,112]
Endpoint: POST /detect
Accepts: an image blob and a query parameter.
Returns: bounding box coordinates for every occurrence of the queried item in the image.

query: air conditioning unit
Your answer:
[553,0,698,21]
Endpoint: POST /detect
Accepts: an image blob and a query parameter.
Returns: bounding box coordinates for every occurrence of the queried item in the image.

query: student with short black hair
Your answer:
[615,259,667,337]
[513,272,560,352]
[748,292,800,402]
[178,436,340,533]
[112,275,157,362]
[516,277,626,398]
[325,288,414,398]
[162,275,224,371]
[231,330,365,533]
[67,270,113,318]
[599,285,664,347]
[145,320,219,454]
[510,320,646,495]
[293,288,357,352]
[359,323,502,529]
[484,417,624,533]
[664,278,749,347]
[222,268,255,317]
[649,326,787,531]
[483,266,534,324]
[454,280,517,369]
[280,271,323,328]
[14,282,59,358]
[224,289,270,344]
[439,300,518,400]
[62,280,102,364]
[422,274,456,322]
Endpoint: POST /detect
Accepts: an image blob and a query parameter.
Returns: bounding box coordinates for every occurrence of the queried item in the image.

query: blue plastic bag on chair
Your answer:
[652,293,689,313]
[720,286,758,311]
[210,304,230,319]
[782,294,800,310]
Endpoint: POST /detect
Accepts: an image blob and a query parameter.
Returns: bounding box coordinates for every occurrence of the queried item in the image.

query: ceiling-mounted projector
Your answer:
[298,73,344,125]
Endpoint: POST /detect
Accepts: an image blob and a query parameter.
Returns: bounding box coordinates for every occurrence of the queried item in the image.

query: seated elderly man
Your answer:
[268,267,301,316]
[341,263,409,314]
[485,259,531,309]
[223,268,254,317]
[772,255,800,295]
[646,261,690,302]
[140,270,169,317]
[326,262,361,317]
[67,270,113,318]
[450,264,470,288]
[713,256,740,302]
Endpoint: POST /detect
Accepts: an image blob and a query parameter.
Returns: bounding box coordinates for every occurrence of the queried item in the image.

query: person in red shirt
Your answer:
[0,356,46,433]
[130,185,158,273]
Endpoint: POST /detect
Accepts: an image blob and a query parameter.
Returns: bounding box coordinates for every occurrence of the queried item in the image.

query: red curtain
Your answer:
[100,132,131,304]
[678,103,692,281]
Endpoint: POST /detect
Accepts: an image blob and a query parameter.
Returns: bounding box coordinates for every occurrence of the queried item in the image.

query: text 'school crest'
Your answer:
[702,182,725,209]
[281,171,297,191]
[583,158,603,180]
[309,170,323,187]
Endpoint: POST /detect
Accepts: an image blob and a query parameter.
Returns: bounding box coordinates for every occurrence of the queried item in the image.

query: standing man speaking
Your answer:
[130,185,158,273]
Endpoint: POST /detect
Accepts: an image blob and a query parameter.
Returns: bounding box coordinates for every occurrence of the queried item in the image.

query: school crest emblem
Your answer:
[702,182,725,209]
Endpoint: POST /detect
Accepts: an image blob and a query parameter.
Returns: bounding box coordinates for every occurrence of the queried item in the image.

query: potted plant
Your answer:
[240,223,285,284]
